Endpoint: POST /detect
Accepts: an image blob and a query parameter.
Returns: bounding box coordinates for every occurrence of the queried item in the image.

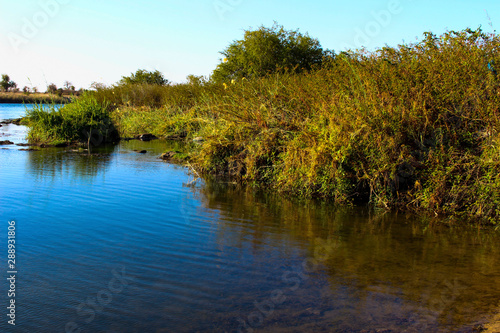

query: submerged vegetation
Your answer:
[25,26,500,224]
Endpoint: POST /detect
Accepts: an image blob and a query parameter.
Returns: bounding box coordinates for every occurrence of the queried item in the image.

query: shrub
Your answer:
[211,23,327,82]
[119,69,169,86]
[26,93,118,145]
[46,83,57,94]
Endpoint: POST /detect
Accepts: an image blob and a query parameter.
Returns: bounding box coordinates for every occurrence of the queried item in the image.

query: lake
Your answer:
[1,104,500,332]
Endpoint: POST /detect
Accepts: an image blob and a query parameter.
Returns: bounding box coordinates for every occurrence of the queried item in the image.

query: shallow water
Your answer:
[1,104,500,332]
[0,104,29,144]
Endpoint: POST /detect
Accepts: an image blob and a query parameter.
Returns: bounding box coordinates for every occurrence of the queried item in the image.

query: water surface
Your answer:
[0,103,29,144]
[1,104,500,333]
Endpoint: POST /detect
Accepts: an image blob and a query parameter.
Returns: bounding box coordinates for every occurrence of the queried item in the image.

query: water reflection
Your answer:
[24,139,193,180]
[190,181,500,331]
[26,146,115,180]
[121,138,192,153]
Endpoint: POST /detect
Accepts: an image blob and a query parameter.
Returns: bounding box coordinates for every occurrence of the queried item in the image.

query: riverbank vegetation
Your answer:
[0,92,70,104]
[25,94,117,145]
[24,26,500,223]
[0,75,80,103]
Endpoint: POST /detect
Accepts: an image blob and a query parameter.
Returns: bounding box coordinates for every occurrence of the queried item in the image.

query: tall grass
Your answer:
[25,93,117,144]
[190,28,500,223]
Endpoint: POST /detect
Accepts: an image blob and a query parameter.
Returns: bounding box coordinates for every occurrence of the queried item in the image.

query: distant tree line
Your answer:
[0,74,82,96]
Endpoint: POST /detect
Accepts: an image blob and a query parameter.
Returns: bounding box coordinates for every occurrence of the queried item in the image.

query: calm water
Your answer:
[0,104,30,144]
[1,104,500,333]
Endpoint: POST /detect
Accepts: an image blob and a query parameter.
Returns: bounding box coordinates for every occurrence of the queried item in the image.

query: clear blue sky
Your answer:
[0,0,499,90]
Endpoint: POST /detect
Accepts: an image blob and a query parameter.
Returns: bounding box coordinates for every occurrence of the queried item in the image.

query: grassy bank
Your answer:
[24,93,118,145]
[0,92,70,104]
[25,29,500,224]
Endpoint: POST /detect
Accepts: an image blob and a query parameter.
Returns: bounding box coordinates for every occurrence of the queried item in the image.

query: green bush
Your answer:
[119,69,169,86]
[211,23,326,82]
[26,93,117,145]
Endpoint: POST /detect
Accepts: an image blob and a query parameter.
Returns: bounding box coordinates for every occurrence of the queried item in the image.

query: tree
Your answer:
[64,81,73,90]
[119,69,169,86]
[211,23,327,82]
[1,74,11,91]
[90,82,106,91]
[186,74,206,86]
[1,74,17,92]
[47,83,58,94]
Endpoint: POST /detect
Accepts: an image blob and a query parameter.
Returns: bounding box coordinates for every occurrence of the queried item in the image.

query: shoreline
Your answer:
[8,120,500,230]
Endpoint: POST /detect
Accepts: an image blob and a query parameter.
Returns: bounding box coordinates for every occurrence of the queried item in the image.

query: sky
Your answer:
[0,0,499,91]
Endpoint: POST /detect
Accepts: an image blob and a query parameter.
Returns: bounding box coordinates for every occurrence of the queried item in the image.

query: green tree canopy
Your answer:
[211,23,327,82]
[1,74,17,92]
[119,69,169,86]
